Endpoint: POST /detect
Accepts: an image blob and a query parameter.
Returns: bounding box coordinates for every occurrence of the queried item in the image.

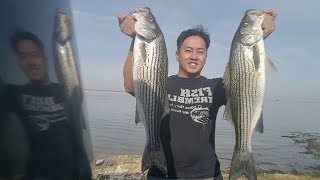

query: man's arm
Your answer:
[123,39,135,96]
[262,9,277,39]
[118,15,136,96]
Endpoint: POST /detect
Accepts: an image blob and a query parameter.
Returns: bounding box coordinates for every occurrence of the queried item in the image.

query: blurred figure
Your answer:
[4,30,91,180]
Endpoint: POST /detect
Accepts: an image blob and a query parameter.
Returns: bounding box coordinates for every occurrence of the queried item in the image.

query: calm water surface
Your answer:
[85,91,320,174]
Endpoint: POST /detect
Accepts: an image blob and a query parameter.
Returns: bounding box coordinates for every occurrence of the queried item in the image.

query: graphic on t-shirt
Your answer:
[168,87,213,105]
[168,86,213,128]
[30,115,50,131]
[21,94,67,131]
[190,105,210,125]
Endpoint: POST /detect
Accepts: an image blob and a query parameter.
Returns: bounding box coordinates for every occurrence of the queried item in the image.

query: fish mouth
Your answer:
[130,7,150,18]
[131,7,150,14]
[246,9,264,16]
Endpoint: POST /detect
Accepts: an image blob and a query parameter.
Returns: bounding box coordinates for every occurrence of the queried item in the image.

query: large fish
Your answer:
[53,10,93,162]
[223,9,277,180]
[131,7,170,173]
[54,11,83,103]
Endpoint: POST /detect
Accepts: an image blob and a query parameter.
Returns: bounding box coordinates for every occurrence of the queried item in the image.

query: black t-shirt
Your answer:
[161,75,225,179]
[5,82,77,178]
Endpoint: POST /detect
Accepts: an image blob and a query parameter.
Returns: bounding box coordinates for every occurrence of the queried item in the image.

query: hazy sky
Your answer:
[70,0,320,101]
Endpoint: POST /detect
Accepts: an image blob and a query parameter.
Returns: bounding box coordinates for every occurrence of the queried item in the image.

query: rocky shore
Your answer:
[91,155,320,180]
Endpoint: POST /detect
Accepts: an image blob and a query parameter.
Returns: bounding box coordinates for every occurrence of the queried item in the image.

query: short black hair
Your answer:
[177,25,211,51]
[10,29,45,54]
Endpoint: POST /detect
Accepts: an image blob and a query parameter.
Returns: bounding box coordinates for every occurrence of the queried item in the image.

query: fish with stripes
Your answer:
[223,9,277,180]
[53,10,84,103]
[53,10,93,162]
[131,7,170,173]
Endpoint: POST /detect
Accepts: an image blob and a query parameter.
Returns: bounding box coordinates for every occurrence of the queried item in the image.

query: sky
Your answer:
[70,0,319,102]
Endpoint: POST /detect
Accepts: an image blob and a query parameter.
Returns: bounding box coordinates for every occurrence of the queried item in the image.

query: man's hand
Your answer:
[118,15,136,38]
[262,9,277,39]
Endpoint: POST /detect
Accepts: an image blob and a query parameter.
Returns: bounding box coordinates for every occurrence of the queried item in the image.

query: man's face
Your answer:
[176,35,207,78]
[16,39,47,81]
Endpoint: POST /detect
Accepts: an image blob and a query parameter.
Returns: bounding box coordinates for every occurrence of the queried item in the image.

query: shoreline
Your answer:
[91,155,320,180]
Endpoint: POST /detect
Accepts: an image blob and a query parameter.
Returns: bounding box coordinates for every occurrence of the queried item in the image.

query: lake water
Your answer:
[85,91,320,175]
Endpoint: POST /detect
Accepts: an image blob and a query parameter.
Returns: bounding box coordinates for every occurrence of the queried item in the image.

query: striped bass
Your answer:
[54,11,83,103]
[131,7,170,173]
[53,10,93,163]
[223,9,277,180]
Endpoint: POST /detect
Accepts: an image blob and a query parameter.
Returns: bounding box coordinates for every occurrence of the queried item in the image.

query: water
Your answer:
[85,91,320,175]
[85,91,144,156]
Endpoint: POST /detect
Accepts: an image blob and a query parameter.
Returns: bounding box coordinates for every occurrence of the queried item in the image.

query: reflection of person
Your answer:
[119,9,277,179]
[6,30,91,179]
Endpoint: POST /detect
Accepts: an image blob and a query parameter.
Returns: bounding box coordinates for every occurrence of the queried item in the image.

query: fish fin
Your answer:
[265,56,278,73]
[254,112,264,133]
[161,99,170,121]
[141,144,167,174]
[223,63,234,127]
[223,63,230,92]
[229,150,257,180]
[135,108,140,124]
[223,100,234,128]
[253,45,261,71]
[135,101,145,125]
[223,62,231,109]
[139,42,147,63]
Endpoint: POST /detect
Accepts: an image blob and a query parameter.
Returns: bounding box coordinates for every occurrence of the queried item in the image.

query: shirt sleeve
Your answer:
[3,84,22,113]
[214,78,226,106]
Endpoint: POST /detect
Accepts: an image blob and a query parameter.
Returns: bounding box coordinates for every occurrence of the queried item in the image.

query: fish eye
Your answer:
[149,16,153,21]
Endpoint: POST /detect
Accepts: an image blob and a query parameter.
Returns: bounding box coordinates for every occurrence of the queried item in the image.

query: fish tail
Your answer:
[141,144,167,174]
[229,150,257,180]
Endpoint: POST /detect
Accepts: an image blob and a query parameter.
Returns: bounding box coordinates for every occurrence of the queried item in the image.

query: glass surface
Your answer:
[0,1,92,179]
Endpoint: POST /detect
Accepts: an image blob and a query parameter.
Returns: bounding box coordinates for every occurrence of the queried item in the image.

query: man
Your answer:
[7,30,91,180]
[118,9,276,179]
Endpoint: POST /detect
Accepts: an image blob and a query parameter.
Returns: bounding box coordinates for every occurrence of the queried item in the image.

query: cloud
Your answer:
[72,9,117,22]
[212,41,230,52]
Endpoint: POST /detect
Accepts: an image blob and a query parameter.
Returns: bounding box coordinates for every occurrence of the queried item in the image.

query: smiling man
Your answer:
[6,30,92,180]
[119,9,277,180]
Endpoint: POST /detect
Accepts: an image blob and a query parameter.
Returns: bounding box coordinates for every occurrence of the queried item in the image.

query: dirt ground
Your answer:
[91,155,320,180]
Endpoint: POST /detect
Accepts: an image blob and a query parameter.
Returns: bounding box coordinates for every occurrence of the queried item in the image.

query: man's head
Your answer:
[176,25,211,78]
[10,30,49,83]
